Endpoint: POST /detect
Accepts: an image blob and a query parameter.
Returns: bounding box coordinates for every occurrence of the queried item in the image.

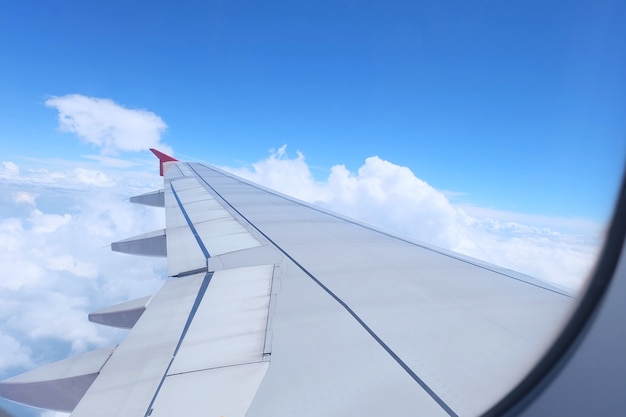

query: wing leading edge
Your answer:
[0,150,574,417]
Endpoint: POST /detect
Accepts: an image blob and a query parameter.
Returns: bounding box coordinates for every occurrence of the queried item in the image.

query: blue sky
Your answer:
[1,0,624,220]
[0,2,625,416]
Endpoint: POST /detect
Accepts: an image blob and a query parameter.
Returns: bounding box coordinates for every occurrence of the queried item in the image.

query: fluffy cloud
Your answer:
[0,163,115,190]
[45,95,171,155]
[11,192,37,206]
[0,334,32,373]
[323,157,463,248]
[0,161,19,178]
[230,146,462,248]
[227,145,326,202]
[72,167,115,187]
[40,411,69,417]
[0,158,167,385]
[228,146,602,291]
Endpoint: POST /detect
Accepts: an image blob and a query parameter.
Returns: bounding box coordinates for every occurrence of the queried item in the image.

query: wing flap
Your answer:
[71,272,207,417]
[72,264,275,417]
[167,265,274,375]
[149,362,269,417]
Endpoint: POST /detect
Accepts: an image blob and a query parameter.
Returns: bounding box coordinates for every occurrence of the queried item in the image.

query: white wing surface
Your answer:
[0,150,574,417]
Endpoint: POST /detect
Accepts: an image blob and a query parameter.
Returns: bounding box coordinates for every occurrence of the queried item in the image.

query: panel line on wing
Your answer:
[165,360,265,377]
[169,182,210,259]
[187,163,460,417]
[143,271,214,417]
[174,267,209,278]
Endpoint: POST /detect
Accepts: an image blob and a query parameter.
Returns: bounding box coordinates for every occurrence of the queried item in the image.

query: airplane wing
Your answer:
[0,150,574,417]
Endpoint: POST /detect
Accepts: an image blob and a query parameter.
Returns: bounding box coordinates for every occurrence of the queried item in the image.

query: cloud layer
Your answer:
[228,145,603,290]
[45,95,171,155]
[0,159,167,384]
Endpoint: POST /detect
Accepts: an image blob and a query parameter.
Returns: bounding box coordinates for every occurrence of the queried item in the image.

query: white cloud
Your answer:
[226,145,325,202]
[11,192,38,206]
[0,157,167,381]
[0,334,32,372]
[0,161,19,178]
[45,94,171,155]
[0,217,46,291]
[83,154,142,168]
[28,210,72,234]
[322,156,462,248]
[38,253,98,280]
[0,161,118,192]
[72,168,114,187]
[452,216,599,290]
[458,204,603,237]
[228,146,603,291]
[40,411,69,417]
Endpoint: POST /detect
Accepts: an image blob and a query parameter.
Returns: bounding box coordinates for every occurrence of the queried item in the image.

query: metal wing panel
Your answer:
[194,219,262,254]
[180,199,231,223]
[164,172,262,277]
[245,260,452,417]
[185,162,574,417]
[164,179,207,276]
[163,226,207,276]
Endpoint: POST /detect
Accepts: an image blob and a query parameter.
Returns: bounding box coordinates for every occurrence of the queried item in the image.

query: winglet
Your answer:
[150,148,178,176]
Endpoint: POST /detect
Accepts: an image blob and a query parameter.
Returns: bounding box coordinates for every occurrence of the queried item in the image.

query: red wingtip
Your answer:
[150,148,178,176]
